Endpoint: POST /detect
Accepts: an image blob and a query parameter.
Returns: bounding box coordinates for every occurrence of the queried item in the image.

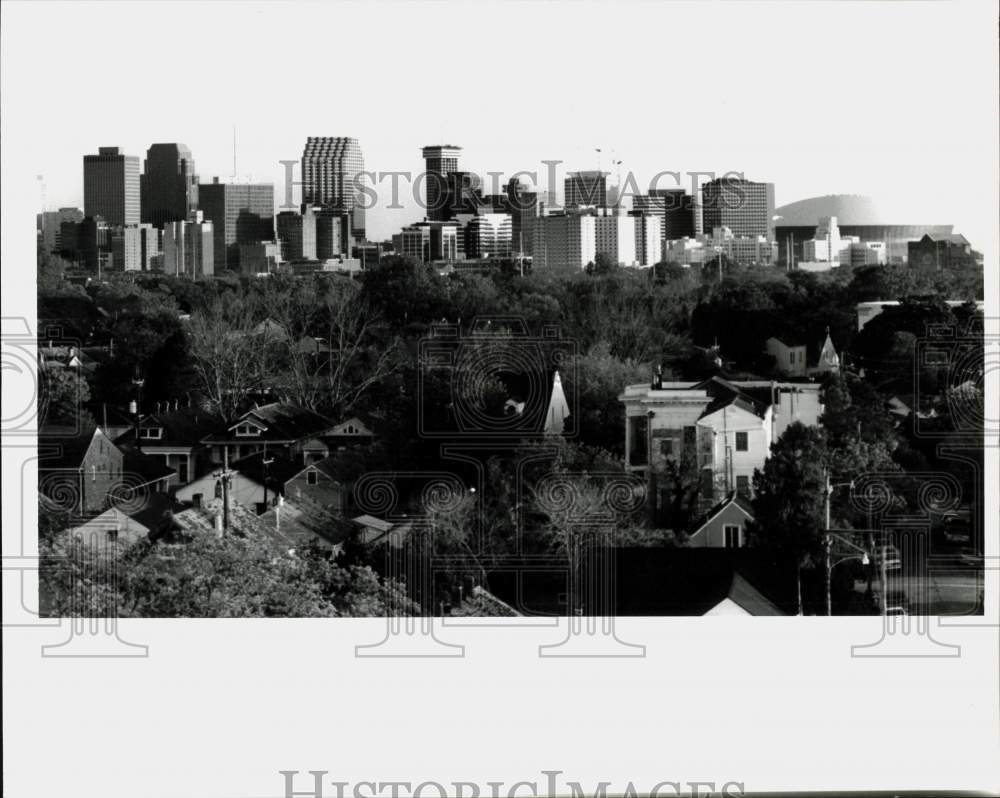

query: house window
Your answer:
[735,431,749,452]
[736,475,750,497]
[91,464,97,482]
[107,529,119,543]
[724,525,741,549]
[628,416,649,466]
[235,424,261,437]
[307,470,318,486]
[683,426,696,448]
[140,427,162,440]
[659,439,673,458]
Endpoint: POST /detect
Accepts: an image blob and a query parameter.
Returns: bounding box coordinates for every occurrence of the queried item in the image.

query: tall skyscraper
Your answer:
[162,212,214,278]
[197,179,274,271]
[421,145,462,221]
[141,143,199,227]
[633,188,695,242]
[301,137,365,238]
[464,212,513,259]
[700,177,775,238]
[277,207,317,261]
[83,147,140,226]
[565,171,608,208]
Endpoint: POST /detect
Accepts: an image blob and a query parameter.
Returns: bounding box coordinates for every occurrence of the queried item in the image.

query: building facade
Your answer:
[301,137,365,238]
[464,212,513,259]
[533,212,597,274]
[141,143,198,226]
[633,213,662,267]
[276,207,317,261]
[197,179,274,271]
[565,170,608,208]
[700,177,774,238]
[421,145,463,222]
[634,188,696,242]
[162,212,214,278]
[594,209,637,266]
[83,147,141,226]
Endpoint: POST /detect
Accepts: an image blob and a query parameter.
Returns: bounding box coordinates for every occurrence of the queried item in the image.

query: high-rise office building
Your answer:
[276,207,317,261]
[633,188,695,242]
[301,137,365,238]
[700,177,775,238]
[421,145,462,221]
[83,147,140,226]
[197,179,274,270]
[38,207,83,252]
[534,212,597,274]
[315,208,352,260]
[633,214,662,267]
[565,171,608,208]
[141,143,199,227]
[594,209,637,266]
[464,213,513,259]
[162,212,214,278]
[111,223,160,272]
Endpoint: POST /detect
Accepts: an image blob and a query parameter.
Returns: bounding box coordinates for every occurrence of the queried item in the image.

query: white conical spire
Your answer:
[544,370,570,435]
[817,326,840,372]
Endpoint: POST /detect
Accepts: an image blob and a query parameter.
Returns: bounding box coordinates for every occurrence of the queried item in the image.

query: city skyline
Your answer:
[7,2,996,265]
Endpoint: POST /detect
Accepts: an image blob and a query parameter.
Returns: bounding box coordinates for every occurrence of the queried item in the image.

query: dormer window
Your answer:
[307,470,319,486]
[140,427,163,440]
[235,423,261,437]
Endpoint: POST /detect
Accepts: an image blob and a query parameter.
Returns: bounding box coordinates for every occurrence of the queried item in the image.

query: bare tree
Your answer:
[187,300,266,423]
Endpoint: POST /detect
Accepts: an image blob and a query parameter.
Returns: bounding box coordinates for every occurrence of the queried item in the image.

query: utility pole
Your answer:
[215,447,236,535]
[262,443,274,509]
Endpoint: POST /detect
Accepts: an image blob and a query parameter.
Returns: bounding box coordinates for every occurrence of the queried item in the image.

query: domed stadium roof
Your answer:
[774,195,885,226]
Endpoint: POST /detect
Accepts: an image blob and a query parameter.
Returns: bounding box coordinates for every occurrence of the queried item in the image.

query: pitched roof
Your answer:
[613,548,795,616]
[259,496,353,549]
[289,455,348,484]
[38,425,102,469]
[203,403,335,444]
[689,491,755,536]
[135,407,224,447]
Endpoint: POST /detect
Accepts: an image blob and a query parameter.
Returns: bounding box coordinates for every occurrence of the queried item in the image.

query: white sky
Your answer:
[2,0,998,264]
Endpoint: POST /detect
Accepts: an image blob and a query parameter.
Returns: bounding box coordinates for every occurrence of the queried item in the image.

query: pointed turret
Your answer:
[544,370,570,435]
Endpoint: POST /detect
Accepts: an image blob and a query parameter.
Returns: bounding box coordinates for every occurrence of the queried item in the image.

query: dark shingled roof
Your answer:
[133,407,224,447]
[230,450,303,492]
[202,402,335,444]
[38,425,101,470]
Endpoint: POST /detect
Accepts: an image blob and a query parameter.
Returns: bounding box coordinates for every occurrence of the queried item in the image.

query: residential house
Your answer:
[687,492,754,549]
[284,456,349,513]
[764,337,807,377]
[200,402,340,465]
[351,515,413,547]
[175,450,302,514]
[619,375,823,506]
[326,417,375,451]
[259,495,353,553]
[39,426,126,515]
[63,507,151,550]
[126,404,223,486]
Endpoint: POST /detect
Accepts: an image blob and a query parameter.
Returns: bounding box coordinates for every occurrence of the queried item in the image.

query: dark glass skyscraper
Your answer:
[634,188,696,242]
[421,145,462,221]
[565,171,608,208]
[197,179,274,271]
[141,143,198,226]
[83,147,140,226]
[301,137,365,238]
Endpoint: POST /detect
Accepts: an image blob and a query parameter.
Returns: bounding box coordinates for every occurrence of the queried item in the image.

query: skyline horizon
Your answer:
[40,137,982,249]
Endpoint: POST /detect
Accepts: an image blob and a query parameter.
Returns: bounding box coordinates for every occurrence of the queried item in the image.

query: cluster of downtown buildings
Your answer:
[38,137,980,279]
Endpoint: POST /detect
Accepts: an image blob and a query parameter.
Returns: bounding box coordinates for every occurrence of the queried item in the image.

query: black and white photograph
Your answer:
[2,1,998,797]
